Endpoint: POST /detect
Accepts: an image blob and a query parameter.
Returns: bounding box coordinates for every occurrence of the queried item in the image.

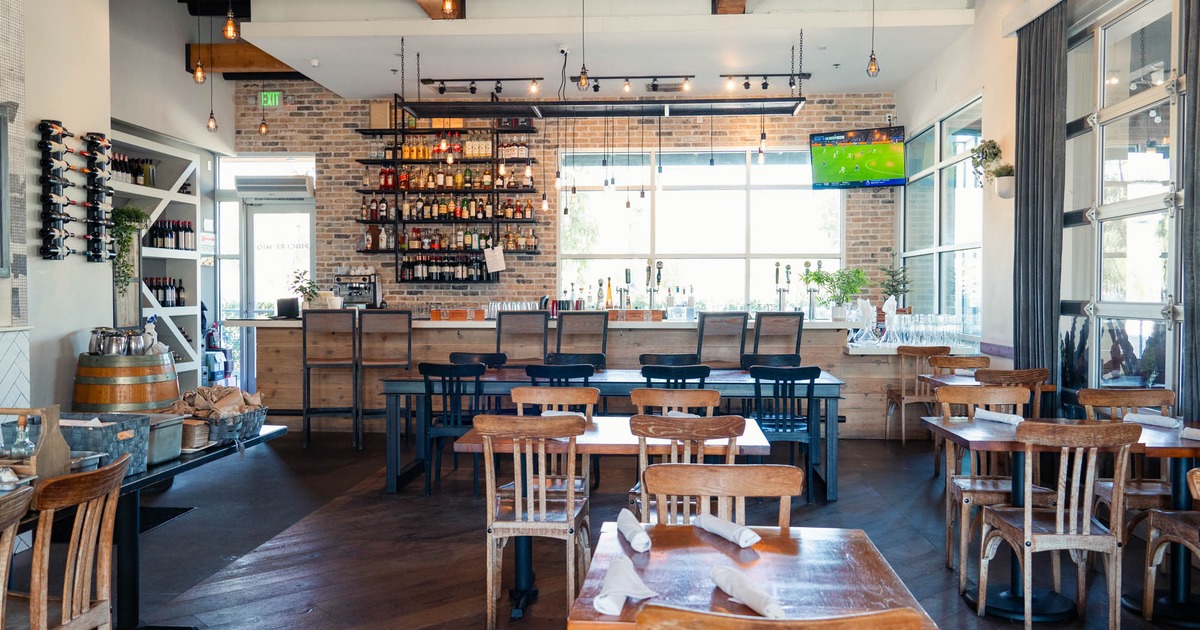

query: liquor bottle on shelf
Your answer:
[368,197,379,221]
[360,197,368,221]
[605,278,614,309]
[379,196,390,220]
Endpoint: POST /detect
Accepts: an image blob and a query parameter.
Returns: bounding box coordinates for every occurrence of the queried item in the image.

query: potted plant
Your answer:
[824,268,871,320]
[111,206,150,295]
[969,139,1002,180]
[289,270,321,309]
[877,248,910,305]
[991,162,1015,199]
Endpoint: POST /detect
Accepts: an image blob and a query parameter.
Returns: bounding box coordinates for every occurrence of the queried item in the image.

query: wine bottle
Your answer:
[38,121,74,137]
[39,174,75,188]
[82,133,110,148]
[41,192,112,211]
[175,279,187,307]
[40,244,77,258]
[39,227,74,239]
[40,209,77,223]
[40,157,111,179]
[85,233,115,244]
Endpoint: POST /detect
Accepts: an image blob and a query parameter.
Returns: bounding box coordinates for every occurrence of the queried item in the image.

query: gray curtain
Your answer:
[1180,0,1200,415]
[1013,3,1066,371]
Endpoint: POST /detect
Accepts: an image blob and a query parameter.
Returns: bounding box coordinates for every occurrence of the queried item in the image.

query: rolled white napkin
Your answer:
[665,410,700,418]
[541,410,582,417]
[711,564,784,618]
[617,508,651,552]
[974,408,1024,425]
[1123,413,1183,429]
[694,513,761,548]
[593,555,658,616]
[1180,427,1200,442]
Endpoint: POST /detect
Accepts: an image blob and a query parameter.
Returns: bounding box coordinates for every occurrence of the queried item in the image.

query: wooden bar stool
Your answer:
[303,309,359,448]
[752,311,805,355]
[885,345,950,446]
[696,311,749,369]
[357,309,412,449]
[555,311,609,366]
[496,310,550,367]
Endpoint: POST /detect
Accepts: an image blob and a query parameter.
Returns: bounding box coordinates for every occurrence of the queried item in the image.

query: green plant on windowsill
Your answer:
[111,206,150,295]
[824,268,871,306]
[877,248,910,301]
[289,270,320,303]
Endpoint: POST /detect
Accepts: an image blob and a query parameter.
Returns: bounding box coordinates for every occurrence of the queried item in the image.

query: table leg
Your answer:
[384,393,426,494]
[116,491,198,630]
[823,396,839,501]
[1121,456,1200,626]
[509,536,538,620]
[965,450,1076,622]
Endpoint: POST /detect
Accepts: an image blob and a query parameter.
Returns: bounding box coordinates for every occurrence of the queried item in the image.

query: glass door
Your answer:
[246,203,316,316]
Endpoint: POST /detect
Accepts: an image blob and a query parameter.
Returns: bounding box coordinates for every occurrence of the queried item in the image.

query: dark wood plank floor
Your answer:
[143,438,1182,629]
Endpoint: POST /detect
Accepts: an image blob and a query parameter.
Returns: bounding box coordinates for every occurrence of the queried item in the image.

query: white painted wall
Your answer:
[110,0,236,157]
[25,0,114,406]
[895,0,1021,365]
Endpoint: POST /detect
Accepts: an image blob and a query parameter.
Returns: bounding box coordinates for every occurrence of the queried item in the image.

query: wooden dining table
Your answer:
[382,367,845,498]
[922,415,1200,625]
[567,522,937,628]
[456,415,771,622]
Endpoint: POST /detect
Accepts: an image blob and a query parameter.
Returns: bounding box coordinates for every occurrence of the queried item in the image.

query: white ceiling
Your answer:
[242,0,977,100]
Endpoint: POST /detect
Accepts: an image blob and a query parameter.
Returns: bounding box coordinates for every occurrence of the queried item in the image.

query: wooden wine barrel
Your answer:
[72,353,180,413]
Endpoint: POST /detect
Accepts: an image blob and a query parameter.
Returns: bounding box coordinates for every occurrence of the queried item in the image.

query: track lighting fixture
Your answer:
[726,76,736,90]
[592,79,601,93]
[651,78,659,92]
[743,77,751,90]
[438,81,447,95]
[623,78,632,92]
[468,81,477,94]
[529,79,539,93]
[788,75,796,88]
[223,1,238,40]
[495,80,503,94]
[682,78,691,91]
[761,77,769,90]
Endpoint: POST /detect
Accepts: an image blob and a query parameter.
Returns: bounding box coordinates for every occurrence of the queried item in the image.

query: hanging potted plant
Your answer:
[969,139,1015,198]
[990,162,1015,199]
[111,206,150,295]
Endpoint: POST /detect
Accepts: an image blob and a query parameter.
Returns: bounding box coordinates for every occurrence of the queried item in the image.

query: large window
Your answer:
[1060,0,1183,392]
[901,98,983,336]
[559,150,842,313]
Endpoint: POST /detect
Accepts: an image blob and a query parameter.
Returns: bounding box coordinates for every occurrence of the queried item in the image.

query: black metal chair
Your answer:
[739,353,802,370]
[302,309,358,449]
[750,364,821,503]
[448,352,508,368]
[641,364,711,389]
[525,363,594,387]
[419,362,486,497]
[545,352,607,369]
[639,353,701,366]
[752,311,805,355]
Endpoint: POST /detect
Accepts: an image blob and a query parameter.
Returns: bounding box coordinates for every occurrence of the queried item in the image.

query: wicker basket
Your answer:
[58,412,151,476]
[238,407,268,440]
[195,406,267,445]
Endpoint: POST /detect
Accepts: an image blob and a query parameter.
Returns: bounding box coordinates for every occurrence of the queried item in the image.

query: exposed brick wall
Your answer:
[234,81,897,307]
[1,0,28,324]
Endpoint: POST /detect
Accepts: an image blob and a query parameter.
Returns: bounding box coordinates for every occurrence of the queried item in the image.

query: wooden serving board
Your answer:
[0,405,71,483]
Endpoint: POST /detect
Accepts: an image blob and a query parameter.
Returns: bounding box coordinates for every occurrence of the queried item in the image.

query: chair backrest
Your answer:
[1078,388,1175,421]
[496,310,550,363]
[632,415,745,524]
[545,352,607,369]
[752,311,805,355]
[928,354,990,374]
[555,311,609,355]
[642,463,802,530]
[357,309,412,367]
[935,385,1029,477]
[448,352,508,368]
[740,353,801,370]
[29,453,131,630]
[419,362,486,428]
[635,605,929,629]
[641,364,711,389]
[511,385,599,421]
[477,414,585,526]
[697,312,749,365]
[630,388,721,416]
[750,365,822,434]
[1189,468,1200,501]
[0,485,33,626]
[974,368,1051,418]
[525,363,594,387]
[895,345,950,397]
[640,353,701,366]
[1016,421,1142,539]
[302,309,358,363]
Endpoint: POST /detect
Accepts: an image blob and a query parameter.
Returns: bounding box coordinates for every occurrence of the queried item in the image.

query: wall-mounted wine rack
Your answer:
[37,119,115,262]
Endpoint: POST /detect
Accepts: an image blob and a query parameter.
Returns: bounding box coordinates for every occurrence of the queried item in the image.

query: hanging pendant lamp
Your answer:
[866,0,880,77]
[192,13,206,84]
[206,17,218,132]
[576,0,590,90]
[223,0,238,40]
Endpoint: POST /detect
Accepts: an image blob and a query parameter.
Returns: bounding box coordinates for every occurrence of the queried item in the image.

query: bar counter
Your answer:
[224,315,937,439]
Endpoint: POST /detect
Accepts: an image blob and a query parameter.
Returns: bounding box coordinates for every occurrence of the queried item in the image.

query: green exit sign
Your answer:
[260,91,281,108]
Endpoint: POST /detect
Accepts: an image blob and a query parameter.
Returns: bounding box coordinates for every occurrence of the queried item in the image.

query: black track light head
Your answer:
[437,81,446,95]
[468,81,477,94]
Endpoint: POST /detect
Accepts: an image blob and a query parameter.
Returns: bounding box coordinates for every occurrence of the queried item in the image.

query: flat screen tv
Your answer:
[809,126,906,190]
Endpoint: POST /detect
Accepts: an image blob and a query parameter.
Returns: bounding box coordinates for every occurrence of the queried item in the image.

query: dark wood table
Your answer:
[382,368,845,499]
[567,522,937,628]
[115,425,288,630]
[922,415,1200,625]
[919,372,1058,393]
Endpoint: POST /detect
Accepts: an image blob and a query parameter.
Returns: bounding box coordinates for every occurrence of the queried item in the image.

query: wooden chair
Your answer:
[1142,468,1200,621]
[555,311,609,363]
[0,485,33,627]
[496,310,550,367]
[697,311,750,369]
[752,312,805,355]
[11,454,131,630]
[641,364,711,389]
[629,414,744,521]
[642,463,803,530]
[750,365,821,504]
[510,385,599,496]
[302,309,359,448]
[635,605,929,629]
[419,362,486,496]
[357,309,412,448]
[973,368,1051,419]
[927,355,991,476]
[640,353,701,366]
[1079,388,1175,545]
[885,345,950,446]
[477,414,590,630]
[978,421,1142,629]
[935,385,1057,595]
[631,388,721,417]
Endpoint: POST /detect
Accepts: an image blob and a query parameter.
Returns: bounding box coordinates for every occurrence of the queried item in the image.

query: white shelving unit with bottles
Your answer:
[109,130,202,391]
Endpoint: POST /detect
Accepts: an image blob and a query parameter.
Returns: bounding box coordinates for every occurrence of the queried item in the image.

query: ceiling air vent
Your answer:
[235,175,315,203]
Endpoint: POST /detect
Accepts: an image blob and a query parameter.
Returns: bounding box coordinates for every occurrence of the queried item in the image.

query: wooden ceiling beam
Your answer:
[186,42,293,74]
[712,0,747,14]
[414,0,465,20]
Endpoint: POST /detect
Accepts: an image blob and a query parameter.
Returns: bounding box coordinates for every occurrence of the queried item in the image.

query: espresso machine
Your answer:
[335,273,384,308]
